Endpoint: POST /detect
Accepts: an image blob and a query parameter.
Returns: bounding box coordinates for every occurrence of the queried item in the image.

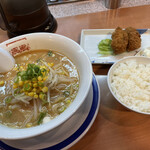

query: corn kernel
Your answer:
[8,105,12,109]
[26,123,32,128]
[20,89,24,93]
[42,87,48,93]
[40,66,46,69]
[25,92,28,95]
[0,81,4,86]
[38,81,44,87]
[48,63,54,67]
[32,88,37,92]
[24,80,29,84]
[34,94,38,99]
[36,88,40,93]
[20,66,24,70]
[51,63,54,67]
[38,76,42,81]
[19,81,24,86]
[39,87,42,90]
[32,78,37,83]
[13,67,18,71]
[33,83,38,88]
[59,72,65,75]
[43,76,48,81]
[13,84,18,89]
[42,72,46,76]
[28,92,34,97]
[39,94,43,99]
[66,100,71,104]
[33,92,36,95]
[28,82,32,87]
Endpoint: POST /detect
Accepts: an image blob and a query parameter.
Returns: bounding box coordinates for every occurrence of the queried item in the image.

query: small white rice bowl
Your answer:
[107,56,150,114]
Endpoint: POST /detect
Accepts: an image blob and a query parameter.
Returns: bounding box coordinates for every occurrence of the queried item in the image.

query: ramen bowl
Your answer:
[0,33,93,148]
[107,56,150,115]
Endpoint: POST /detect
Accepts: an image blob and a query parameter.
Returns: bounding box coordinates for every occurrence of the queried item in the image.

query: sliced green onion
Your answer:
[38,81,44,87]
[21,75,28,81]
[63,91,70,97]
[42,100,48,106]
[33,73,38,78]
[41,93,47,101]
[17,64,20,70]
[5,110,12,118]
[48,51,53,56]
[23,83,31,91]
[27,68,33,76]
[5,97,12,104]
[32,78,37,82]
[14,89,20,95]
[18,71,26,76]
[37,112,46,125]
[66,100,71,105]
[28,64,35,69]
[15,63,47,83]
[36,59,41,63]
[58,106,66,113]
[34,66,40,73]
[14,76,19,83]
[41,68,46,72]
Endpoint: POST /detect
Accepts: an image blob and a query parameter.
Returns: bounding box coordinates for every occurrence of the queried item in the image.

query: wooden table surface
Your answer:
[0,4,150,150]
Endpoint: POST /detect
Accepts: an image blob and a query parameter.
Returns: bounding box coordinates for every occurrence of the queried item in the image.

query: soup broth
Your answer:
[0,50,79,128]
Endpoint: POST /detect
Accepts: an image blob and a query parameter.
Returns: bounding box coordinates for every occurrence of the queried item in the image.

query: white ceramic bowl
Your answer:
[107,56,150,115]
[0,33,93,141]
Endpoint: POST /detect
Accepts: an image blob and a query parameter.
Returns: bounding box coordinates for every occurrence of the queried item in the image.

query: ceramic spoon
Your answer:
[0,47,15,73]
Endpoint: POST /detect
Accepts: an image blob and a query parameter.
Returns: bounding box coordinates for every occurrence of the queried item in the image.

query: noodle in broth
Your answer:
[0,50,79,128]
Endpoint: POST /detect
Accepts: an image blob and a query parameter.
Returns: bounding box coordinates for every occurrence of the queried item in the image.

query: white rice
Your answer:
[111,59,150,113]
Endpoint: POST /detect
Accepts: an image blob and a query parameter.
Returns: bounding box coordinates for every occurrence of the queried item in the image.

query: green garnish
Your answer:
[23,83,31,91]
[48,51,53,56]
[14,89,20,95]
[37,112,46,125]
[38,81,44,87]
[98,39,114,56]
[5,110,12,118]
[14,76,19,83]
[41,68,47,73]
[36,59,41,63]
[63,91,70,97]
[21,75,28,81]
[13,63,49,102]
[17,64,20,70]
[58,106,66,113]
[16,64,46,82]
[42,100,48,106]
[5,97,12,104]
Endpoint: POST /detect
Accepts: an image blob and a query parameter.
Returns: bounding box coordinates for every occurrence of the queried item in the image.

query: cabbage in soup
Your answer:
[0,50,79,128]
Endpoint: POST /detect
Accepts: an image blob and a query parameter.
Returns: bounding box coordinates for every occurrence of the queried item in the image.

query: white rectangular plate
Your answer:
[80,29,150,64]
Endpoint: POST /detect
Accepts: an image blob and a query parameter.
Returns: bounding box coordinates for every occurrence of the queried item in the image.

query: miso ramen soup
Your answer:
[0,50,79,128]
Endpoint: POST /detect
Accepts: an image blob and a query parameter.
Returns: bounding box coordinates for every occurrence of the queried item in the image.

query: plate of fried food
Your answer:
[80,27,149,64]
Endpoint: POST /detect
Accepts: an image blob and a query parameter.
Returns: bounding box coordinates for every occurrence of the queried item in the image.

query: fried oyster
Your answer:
[111,27,128,54]
[125,27,141,51]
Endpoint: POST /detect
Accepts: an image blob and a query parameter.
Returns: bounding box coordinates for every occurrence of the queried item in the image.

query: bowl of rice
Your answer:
[107,56,150,114]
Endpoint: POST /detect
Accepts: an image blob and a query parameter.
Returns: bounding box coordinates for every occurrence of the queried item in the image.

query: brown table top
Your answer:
[0,4,150,150]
